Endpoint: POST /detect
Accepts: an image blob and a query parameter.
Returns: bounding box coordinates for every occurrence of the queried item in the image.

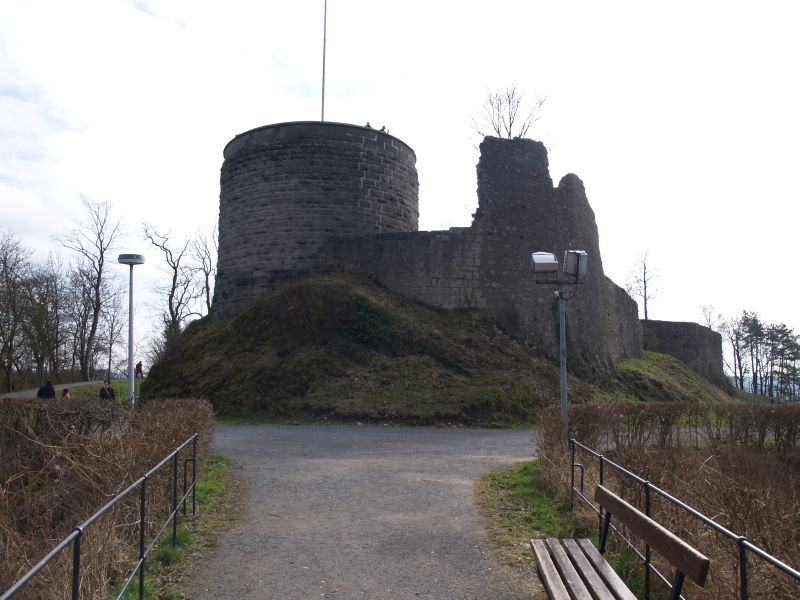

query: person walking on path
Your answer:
[135,361,143,379]
[99,380,116,403]
[36,380,55,400]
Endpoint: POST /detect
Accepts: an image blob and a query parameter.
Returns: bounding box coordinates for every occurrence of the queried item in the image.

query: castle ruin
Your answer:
[213,121,722,383]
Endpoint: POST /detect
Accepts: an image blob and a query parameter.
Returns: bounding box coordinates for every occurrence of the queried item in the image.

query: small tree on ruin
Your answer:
[472,85,546,140]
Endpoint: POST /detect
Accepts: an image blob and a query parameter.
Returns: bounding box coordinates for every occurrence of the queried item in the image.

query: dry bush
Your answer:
[537,403,800,598]
[1,397,214,598]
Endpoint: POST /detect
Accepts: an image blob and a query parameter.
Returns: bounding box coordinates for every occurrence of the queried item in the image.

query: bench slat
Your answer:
[531,539,571,600]
[595,485,710,586]
[562,539,617,600]
[546,538,594,600]
[577,538,638,600]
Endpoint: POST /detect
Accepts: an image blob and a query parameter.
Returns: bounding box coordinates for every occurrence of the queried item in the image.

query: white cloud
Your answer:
[0,0,798,340]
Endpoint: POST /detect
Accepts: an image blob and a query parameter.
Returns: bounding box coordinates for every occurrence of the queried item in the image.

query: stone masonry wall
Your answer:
[212,123,725,383]
[328,228,485,310]
[213,122,419,317]
[330,137,643,380]
[642,320,728,387]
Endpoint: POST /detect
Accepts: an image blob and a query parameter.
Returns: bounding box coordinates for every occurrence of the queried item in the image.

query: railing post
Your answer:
[172,452,179,547]
[71,527,82,600]
[139,476,147,600]
[192,435,197,516]
[570,439,575,510]
[738,536,748,600]
[598,456,605,538]
[644,481,652,600]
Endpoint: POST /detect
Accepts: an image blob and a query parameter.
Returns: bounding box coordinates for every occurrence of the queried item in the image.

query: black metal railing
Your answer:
[1,434,198,600]
[570,438,800,600]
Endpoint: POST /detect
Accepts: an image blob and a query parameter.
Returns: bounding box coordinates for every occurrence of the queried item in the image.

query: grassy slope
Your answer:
[143,273,732,423]
[600,351,733,404]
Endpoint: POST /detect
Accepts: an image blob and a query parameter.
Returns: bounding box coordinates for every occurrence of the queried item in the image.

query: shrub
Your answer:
[0,397,214,598]
[537,402,800,598]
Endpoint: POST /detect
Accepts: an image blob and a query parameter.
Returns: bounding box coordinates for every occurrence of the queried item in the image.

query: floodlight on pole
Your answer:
[531,249,588,446]
[118,253,145,407]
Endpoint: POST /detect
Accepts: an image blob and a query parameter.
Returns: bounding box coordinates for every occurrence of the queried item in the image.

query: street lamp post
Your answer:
[531,250,588,445]
[118,253,145,407]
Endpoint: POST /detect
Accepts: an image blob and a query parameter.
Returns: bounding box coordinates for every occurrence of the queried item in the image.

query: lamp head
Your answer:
[531,252,559,273]
[563,250,588,280]
[118,253,145,266]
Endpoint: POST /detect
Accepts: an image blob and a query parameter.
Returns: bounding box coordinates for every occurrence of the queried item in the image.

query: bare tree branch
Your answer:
[54,197,120,381]
[143,225,202,338]
[192,224,217,315]
[625,252,657,320]
[472,86,546,139]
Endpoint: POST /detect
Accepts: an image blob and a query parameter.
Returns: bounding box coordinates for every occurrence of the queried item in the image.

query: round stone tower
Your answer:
[213,121,419,317]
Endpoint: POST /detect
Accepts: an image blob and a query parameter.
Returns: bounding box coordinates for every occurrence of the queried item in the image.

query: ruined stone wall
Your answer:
[213,122,419,317]
[212,122,725,382]
[469,138,641,378]
[642,320,728,387]
[329,137,642,380]
[328,228,485,309]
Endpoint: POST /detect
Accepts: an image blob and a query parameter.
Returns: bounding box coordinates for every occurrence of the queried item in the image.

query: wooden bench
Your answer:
[531,485,710,600]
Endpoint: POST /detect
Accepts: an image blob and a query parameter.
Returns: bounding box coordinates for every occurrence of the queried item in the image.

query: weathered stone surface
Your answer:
[329,137,642,380]
[641,320,728,387]
[213,122,419,317]
[215,126,733,383]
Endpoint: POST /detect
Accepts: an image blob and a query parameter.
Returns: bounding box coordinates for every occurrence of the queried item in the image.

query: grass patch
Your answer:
[475,460,593,566]
[118,454,243,599]
[65,379,135,404]
[476,460,647,598]
[597,351,733,404]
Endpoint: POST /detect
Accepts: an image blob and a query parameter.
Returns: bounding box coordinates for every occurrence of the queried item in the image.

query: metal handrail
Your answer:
[570,438,800,600]
[1,434,199,600]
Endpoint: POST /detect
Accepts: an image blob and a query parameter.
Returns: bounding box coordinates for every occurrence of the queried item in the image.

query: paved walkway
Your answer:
[188,424,542,600]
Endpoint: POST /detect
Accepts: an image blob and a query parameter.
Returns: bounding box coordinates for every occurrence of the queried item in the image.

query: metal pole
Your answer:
[559,285,568,446]
[192,435,197,516]
[172,454,178,547]
[127,264,135,407]
[71,530,81,600]
[645,482,652,599]
[321,0,327,121]
[139,478,146,600]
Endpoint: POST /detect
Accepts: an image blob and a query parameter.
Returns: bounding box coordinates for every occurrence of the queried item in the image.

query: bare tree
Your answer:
[700,304,721,330]
[0,231,32,391]
[20,256,67,382]
[472,86,546,139]
[742,311,765,395]
[625,252,657,320]
[143,225,202,339]
[55,197,121,381]
[99,283,126,380]
[720,312,749,390]
[192,224,217,315]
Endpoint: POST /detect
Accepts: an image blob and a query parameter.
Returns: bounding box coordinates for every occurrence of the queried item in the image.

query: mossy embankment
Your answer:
[143,273,733,424]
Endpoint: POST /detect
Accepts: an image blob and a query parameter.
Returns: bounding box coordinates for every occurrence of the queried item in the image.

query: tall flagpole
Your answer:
[321,0,327,121]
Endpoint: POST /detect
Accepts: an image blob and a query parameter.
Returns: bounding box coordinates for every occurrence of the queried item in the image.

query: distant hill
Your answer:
[143,273,732,424]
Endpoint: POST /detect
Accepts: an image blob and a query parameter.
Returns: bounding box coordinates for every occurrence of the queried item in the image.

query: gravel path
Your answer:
[188,423,543,600]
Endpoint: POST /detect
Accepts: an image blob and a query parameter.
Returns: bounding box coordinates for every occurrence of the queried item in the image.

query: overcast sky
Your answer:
[2,0,798,351]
